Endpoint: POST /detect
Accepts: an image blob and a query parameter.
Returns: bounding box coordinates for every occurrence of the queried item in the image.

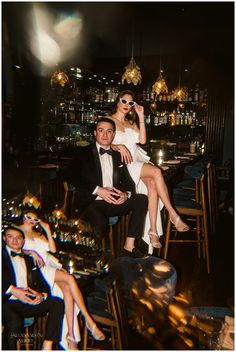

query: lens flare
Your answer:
[27,4,83,70]
[30,31,60,66]
[53,14,83,39]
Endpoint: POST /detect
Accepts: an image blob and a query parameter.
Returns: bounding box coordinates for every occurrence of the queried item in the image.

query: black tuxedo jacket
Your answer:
[63,143,136,215]
[2,247,51,303]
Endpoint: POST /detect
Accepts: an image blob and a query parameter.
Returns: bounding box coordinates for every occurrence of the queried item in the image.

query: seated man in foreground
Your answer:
[64,117,148,258]
[2,226,65,350]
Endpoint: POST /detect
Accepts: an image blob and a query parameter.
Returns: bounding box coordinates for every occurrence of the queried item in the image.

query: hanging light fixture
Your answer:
[152,55,168,95]
[173,86,188,101]
[122,38,142,86]
[50,69,69,87]
[173,62,187,101]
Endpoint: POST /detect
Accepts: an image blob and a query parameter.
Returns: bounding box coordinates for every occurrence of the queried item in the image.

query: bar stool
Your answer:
[16,315,47,350]
[16,317,35,351]
[83,279,127,350]
[164,167,210,274]
[206,161,218,233]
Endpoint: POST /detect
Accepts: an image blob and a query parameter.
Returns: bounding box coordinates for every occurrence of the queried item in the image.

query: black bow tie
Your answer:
[99,147,112,156]
[11,251,25,258]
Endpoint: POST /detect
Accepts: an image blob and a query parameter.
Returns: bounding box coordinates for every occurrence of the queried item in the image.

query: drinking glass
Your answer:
[197,315,223,350]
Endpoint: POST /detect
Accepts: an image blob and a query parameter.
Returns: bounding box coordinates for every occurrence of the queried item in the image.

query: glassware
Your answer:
[197,315,223,350]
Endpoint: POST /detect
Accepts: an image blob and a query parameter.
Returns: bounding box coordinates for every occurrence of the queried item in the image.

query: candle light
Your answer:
[158,149,163,157]
[68,260,74,274]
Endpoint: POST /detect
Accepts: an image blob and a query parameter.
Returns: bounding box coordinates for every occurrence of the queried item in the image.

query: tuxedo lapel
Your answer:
[24,255,34,287]
[3,249,17,286]
[112,153,119,187]
[92,145,103,186]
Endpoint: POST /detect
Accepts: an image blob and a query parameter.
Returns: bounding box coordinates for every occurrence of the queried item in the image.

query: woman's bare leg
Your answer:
[142,177,159,232]
[42,340,53,350]
[55,270,105,339]
[56,281,77,345]
[141,164,189,231]
[142,177,162,247]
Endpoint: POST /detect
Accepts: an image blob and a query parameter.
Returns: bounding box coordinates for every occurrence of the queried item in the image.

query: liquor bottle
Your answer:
[184,112,188,125]
[199,89,204,103]
[95,89,100,103]
[150,90,155,101]
[162,92,167,102]
[188,89,193,102]
[176,109,181,125]
[190,141,196,153]
[154,113,159,126]
[146,114,151,125]
[194,84,199,102]
[192,112,196,126]
[142,90,146,102]
[204,88,208,103]
[146,88,150,102]
[188,110,193,125]
[170,111,176,126]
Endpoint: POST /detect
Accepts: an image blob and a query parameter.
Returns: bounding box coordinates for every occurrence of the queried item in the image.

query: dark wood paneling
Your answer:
[205,94,229,165]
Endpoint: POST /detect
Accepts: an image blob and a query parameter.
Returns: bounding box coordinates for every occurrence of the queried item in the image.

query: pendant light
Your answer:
[50,69,69,87]
[152,55,168,95]
[121,39,142,86]
[173,62,187,101]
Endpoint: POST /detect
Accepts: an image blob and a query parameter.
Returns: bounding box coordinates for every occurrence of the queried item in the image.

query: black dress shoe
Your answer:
[121,247,149,259]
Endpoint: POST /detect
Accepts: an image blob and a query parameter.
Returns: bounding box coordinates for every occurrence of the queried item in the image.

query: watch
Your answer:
[126,191,132,199]
[42,292,48,301]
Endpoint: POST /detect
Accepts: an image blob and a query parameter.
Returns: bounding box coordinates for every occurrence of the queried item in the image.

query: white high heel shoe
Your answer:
[86,322,105,341]
[149,230,162,249]
[66,333,78,350]
[170,216,189,232]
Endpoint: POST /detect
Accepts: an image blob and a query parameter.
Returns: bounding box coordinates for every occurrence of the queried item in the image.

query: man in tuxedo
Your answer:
[64,117,148,258]
[2,226,64,350]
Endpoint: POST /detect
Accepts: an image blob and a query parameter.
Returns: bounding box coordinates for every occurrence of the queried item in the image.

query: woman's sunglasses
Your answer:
[24,215,39,222]
[119,98,136,107]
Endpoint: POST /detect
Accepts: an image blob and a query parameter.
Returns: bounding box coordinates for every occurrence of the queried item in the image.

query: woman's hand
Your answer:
[134,104,145,121]
[39,220,50,233]
[39,220,53,239]
[24,250,45,267]
[117,144,133,164]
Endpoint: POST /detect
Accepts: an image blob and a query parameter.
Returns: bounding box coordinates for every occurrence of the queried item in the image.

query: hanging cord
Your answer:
[178,57,183,87]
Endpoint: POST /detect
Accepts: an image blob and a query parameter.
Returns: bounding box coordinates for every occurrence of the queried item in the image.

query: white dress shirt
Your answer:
[93,143,113,199]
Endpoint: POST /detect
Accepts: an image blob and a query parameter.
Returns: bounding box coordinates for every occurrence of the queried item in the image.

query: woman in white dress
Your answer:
[108,90,189,253]
[19,209,105,350]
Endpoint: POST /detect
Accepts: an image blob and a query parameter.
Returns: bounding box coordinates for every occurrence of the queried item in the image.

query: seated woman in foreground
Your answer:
[18,209,105,350]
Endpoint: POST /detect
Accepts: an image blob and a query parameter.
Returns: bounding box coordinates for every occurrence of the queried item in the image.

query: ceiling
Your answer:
[2,1,234,73]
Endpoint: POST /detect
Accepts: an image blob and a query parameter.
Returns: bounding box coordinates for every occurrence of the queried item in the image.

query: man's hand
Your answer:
[96,187,127,204]
[26,288,45,305]
[10,287,32,303]
[10,286,45,305]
